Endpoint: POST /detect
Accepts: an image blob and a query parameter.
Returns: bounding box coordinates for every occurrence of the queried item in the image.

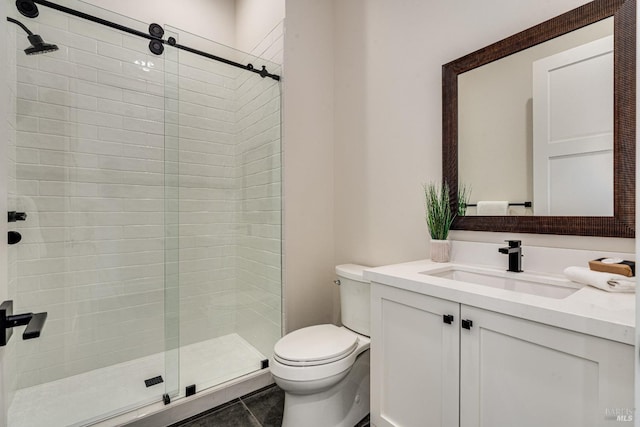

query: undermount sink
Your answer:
[420,265,581,299]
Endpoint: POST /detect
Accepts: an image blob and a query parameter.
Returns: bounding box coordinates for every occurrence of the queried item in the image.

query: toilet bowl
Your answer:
[271,264,371,427]
[271,325,370,427]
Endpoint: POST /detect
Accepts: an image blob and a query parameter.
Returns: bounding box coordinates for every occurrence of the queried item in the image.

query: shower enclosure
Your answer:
[4,1,282,425]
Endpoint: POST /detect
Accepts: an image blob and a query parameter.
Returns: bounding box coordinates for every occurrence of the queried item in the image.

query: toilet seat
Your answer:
[274,324,358,367]
[271,325,370,383]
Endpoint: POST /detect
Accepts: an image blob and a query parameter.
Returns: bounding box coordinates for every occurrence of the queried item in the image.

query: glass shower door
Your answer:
[5,2,179,425]
[165,24,282,397]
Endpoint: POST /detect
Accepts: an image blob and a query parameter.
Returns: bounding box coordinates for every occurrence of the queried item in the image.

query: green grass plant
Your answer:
[423,182,455,240]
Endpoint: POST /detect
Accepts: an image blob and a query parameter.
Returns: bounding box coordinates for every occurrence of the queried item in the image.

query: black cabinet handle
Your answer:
[443,314,454,324]
[461,319,473,330]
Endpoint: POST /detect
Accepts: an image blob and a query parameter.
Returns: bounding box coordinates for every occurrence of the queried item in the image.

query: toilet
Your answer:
[271,264,371,427]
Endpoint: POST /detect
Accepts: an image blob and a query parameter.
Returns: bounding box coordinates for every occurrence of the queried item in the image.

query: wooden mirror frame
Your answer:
[442,0,635,237]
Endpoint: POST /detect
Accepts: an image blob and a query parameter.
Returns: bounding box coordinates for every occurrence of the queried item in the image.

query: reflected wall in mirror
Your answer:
[443,0,635,237]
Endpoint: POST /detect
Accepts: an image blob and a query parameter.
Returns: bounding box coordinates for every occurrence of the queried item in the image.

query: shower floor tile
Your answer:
[8,333,265,427]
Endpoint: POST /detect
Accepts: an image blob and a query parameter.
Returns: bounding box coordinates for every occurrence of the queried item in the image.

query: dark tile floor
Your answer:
[172,385,370,427]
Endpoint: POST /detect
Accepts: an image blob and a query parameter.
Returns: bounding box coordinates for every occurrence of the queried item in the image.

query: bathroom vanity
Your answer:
[369,0,637,423]
[365,260,634,427]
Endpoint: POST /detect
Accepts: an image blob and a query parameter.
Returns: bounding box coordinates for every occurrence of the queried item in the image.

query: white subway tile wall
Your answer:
[234,22,283,358]
[174,49,239,347]
[235,73,282,357]
[10,8,282,391]
[174,28,282,358]
[12,11,168,389]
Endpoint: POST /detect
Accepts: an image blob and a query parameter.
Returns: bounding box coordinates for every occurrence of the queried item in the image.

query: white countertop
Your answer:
[364,259,635,345]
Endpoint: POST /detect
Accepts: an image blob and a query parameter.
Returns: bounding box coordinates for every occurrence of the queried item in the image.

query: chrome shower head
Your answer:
[6,17,58,55]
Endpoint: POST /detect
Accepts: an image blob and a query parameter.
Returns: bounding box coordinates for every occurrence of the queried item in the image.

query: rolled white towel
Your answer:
[607,278,636,292]
[477,201,509,215]
[563,266,635,293]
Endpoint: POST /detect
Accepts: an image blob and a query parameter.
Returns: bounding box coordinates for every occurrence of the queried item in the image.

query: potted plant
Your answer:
[423,182,455,262]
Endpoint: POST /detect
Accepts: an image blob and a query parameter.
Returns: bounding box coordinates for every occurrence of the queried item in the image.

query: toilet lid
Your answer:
[274,324,358,366]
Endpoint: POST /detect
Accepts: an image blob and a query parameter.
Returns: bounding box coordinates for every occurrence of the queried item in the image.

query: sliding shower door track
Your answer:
[17,0,281,81]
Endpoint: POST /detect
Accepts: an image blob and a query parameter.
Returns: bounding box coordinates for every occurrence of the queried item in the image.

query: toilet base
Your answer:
[277,350,370,427]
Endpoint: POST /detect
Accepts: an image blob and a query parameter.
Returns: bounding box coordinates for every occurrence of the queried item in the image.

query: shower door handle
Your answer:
[23,313,47,339]
[0,300,48,346]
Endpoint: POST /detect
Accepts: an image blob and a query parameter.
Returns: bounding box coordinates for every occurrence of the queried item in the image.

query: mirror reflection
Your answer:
[458,18,614,216]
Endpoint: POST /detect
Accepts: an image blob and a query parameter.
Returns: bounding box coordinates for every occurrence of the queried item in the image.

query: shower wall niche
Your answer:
[5,1,282,425]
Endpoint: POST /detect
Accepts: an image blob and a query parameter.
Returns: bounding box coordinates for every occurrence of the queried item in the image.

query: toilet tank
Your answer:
[336,264,371,337]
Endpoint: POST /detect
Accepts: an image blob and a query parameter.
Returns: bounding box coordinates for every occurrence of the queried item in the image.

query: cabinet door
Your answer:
[371,283,460,427]
[460,305,634,427]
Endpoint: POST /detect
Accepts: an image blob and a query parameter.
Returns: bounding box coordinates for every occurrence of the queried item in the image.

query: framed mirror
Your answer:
[443,0,635,237]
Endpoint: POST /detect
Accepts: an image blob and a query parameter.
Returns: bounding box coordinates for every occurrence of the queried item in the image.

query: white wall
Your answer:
[333,0,635,269]
[235,0,285,54]
[82,0,286,63]
[282,0,636,334]
[81,0,236,47]
[283,0,336,332]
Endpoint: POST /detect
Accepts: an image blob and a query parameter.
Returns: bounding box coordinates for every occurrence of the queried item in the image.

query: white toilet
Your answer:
[271,264,371,427]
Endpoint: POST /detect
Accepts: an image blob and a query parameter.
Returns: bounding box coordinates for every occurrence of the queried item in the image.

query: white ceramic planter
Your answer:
[430,239,450,263]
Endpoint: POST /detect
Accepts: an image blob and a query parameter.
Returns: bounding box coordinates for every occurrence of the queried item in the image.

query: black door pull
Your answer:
[461,319,473,330]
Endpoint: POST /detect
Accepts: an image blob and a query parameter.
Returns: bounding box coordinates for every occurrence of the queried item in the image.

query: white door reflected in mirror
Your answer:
[532,36,614,216]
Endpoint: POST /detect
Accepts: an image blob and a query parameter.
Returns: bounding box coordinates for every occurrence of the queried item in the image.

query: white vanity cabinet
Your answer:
[371,282,635,427]
[371,283,460,427]
[459,305,634,427]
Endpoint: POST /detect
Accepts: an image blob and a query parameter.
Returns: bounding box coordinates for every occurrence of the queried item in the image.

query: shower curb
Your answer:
[91,370,274,427]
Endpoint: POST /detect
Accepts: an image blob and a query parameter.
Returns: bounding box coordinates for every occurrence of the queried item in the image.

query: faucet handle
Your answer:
[504,240,521,247]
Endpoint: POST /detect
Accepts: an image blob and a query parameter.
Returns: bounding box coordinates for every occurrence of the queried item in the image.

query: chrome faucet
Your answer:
[498,240,523,272]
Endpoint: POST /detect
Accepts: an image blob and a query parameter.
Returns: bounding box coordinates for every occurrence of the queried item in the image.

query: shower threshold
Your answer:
[8,333,265,427]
